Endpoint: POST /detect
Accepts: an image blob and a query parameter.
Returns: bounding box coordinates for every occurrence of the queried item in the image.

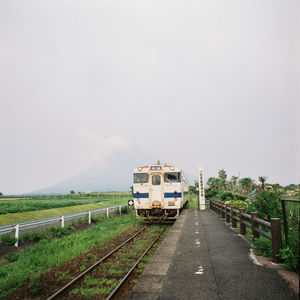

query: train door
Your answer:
[150,174,163,207]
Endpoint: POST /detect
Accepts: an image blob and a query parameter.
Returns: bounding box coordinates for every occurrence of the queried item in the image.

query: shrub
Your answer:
[205,188,218,199]
[1,235,17,246]
[5,253,20,263]
[246,190,281,221]
[251,237,273,257]
[21,232,46,243]
[280,247,299,272]
[48,226,69,238]
[221,192,234,201]
[121,206,129,214]
[225,200,248,210]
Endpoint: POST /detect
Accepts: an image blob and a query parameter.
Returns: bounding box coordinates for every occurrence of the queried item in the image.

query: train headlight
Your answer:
[138,167,142,171]
[170,166,175,170]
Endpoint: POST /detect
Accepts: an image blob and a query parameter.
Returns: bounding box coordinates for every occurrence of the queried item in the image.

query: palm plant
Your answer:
[258,176,267,190]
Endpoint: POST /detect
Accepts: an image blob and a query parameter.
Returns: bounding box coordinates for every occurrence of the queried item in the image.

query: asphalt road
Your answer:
[158,209,297,300]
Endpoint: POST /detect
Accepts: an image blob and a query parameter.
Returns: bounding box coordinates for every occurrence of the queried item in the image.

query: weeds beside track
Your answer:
[46,225,167,299]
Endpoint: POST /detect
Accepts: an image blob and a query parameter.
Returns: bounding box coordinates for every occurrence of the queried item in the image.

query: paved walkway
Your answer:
[128,209,297,300]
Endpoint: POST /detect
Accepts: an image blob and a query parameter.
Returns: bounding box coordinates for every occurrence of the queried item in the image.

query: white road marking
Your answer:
[195,222,199,226]
[194,266,204,275]
[249,249,262,266]
[195,239,201,247]
[195,231,199,234]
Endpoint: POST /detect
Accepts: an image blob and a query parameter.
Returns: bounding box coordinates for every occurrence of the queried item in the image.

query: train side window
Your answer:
[134,173,148,183]
[152,175,161,185]
[164,172,181,182]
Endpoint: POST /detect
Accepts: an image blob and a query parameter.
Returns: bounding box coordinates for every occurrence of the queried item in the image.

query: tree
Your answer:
[207,177,222,191]
[0,192,2,196]
[218,169,227,181]
[229,176,238,193]
[258,176,267,190]
[239,177,254,195]
[70,190,75,194]
[218,169,227,190]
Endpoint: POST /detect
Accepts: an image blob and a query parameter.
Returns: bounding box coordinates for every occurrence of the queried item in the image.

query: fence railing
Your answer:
[0,204,127,247]
[210,200,282,262]
[281,198,300,246]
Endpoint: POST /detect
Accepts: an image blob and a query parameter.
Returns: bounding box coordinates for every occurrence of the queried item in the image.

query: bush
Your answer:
[280,209,299,272]
[121,206,129,214]
[205,188,218,199]
[21,232,47,243]
[5,253,20,263]
[280,247,299,272]
[221,192,247,202]
[48,226,69,238]
[247,190,281,221]
[1,235,17,246]
[225,200,248,210]
[251,237,273,257]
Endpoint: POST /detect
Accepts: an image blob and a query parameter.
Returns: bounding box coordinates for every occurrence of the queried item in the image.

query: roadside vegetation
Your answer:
[0,211,136,298]
[205,169,299,273]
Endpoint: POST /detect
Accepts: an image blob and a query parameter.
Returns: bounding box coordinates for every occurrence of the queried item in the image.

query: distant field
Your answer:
[0,198,30,201]
[0,192,131,215]
[0,192,131,226]
[0,199,128,226]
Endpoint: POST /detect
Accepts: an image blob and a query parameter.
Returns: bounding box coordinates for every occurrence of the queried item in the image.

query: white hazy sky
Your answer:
[1,0,299,194]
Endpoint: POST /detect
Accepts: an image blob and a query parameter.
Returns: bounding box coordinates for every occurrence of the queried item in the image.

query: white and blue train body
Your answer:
[133,163,189,221]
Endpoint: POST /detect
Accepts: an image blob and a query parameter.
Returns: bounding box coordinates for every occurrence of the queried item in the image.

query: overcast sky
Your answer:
[1,0,299,194]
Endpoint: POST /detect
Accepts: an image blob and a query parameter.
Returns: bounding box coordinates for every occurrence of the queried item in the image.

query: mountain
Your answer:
[30,145,197,194]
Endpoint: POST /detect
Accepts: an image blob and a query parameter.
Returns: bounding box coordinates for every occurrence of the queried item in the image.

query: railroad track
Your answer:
[47,226,167,300]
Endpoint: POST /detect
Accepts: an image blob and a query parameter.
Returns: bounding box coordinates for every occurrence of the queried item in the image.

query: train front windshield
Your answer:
[134,173,148,183]
[164,172,181,182]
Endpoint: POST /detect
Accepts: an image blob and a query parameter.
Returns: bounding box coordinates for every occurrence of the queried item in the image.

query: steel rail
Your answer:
[106,226,166,300]
[46,227,146,300]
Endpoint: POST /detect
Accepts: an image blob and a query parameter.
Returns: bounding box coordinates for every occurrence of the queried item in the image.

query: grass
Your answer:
[0,213,139,298]
[70,225,167,298]
[0,197,128,226]
[187,192,210,210]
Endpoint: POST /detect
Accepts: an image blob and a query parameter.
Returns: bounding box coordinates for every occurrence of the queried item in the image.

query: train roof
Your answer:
[133,164,181,173]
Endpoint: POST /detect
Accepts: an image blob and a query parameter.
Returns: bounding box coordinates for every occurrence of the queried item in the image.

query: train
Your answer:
[132,162,189,221]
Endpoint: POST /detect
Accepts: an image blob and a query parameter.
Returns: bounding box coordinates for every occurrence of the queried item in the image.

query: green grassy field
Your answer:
[0,192,131,226]
[0,213,139,297]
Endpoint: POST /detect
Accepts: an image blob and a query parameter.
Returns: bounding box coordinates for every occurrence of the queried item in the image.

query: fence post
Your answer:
[225,204,230,223]
[271,218,283,263]
[61,215,65,228]
[106,208,109,218]
[251,212,259,240]
[15,224,19,247]
[281,200,289,246]
[119,205,121,215]
[231,207,237,228]
[239,208,246,235]
[88,210,91,224]
[221,203,225,218]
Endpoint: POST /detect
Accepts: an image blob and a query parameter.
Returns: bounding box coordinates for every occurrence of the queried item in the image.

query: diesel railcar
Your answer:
[133,162,188,221]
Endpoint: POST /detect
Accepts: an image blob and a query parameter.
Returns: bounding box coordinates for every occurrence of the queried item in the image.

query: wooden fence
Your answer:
[210,200,282,263]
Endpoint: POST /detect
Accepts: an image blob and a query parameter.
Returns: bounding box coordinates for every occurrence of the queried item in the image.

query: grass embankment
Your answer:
[0,213,139,298]
[0,199,127,226]
[186,192,210,210]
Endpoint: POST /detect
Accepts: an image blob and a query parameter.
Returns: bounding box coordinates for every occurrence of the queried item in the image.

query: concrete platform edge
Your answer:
[127,210,188,300]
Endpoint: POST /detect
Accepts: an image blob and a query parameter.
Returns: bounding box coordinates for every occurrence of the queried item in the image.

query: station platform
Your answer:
[128,209,297,300]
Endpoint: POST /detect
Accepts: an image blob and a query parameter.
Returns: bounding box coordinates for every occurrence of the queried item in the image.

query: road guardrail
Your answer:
[0,204,127,246]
